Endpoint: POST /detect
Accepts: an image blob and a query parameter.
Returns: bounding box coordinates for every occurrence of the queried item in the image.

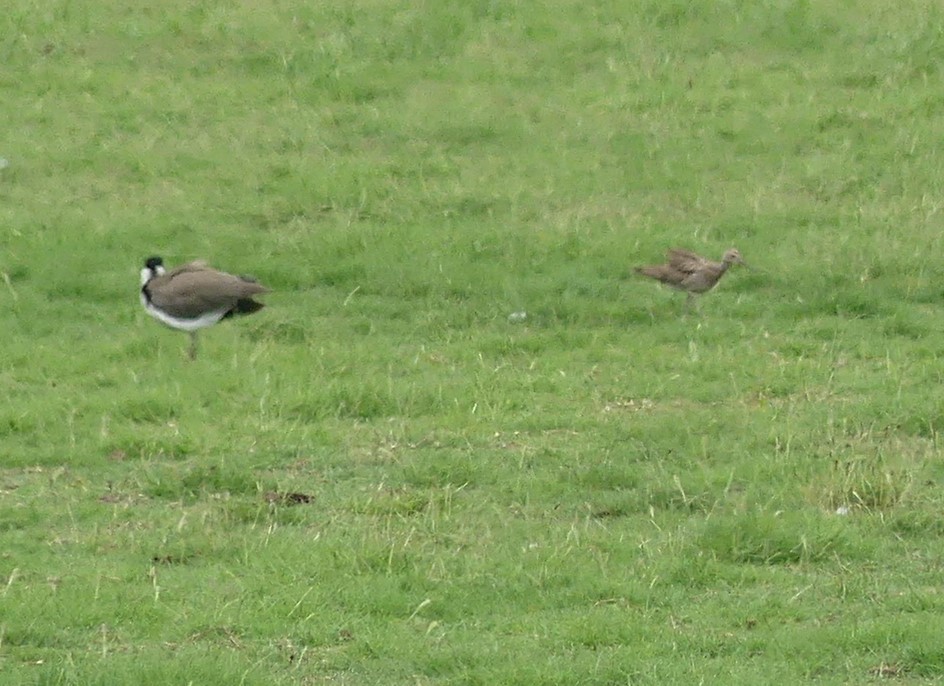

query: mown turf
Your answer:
[4,0,944,683]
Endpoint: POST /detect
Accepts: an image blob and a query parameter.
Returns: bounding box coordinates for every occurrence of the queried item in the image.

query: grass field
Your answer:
[4,0,944,683]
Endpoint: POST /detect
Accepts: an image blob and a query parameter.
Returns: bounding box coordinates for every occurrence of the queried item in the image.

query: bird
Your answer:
[139,256,270,359]
[635,248,749,311]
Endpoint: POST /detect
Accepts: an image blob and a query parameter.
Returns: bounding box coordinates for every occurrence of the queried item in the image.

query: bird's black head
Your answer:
[145,256,164,270]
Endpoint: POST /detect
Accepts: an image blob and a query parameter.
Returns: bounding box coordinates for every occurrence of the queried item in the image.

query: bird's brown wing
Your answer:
[164,260,211,277]
[635,264,689,288]
[666,249,709,275]
[148,268,269,319]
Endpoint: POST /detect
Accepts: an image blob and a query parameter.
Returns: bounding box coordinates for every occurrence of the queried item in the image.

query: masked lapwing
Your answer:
[139,256,270,359]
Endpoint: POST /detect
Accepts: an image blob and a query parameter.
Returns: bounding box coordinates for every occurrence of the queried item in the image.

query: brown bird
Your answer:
[635,248,748,310]
[139,257,270,359]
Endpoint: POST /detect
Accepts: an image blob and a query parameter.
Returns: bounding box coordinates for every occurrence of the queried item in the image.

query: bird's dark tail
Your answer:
[232,298,266,315]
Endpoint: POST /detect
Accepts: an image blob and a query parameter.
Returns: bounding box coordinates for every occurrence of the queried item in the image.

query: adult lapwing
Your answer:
[635,248,749,311]
[139,256,270,359]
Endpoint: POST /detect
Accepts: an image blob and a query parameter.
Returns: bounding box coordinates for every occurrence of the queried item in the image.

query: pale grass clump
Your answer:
[811,429,934,513]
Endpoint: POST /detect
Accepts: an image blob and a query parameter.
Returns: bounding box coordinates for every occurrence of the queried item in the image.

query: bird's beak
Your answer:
[737,257,752,269]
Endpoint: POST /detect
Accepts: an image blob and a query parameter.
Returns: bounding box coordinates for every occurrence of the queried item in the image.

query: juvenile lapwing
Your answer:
[635,248,749,311]
[139,256,269,359]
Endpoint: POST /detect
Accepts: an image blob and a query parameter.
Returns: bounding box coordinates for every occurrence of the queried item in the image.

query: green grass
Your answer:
[4,0,944,683]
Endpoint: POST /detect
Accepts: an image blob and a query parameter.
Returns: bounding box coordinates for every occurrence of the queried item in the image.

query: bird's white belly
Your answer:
[141,293,229,332]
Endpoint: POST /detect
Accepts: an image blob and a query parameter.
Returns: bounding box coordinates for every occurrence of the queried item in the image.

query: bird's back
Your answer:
[147,264,269,319]
[667,249,712,274]
[634,264,689,290]
[636,249,726,293]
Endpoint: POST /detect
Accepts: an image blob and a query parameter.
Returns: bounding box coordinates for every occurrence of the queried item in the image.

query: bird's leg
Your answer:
[188,332,199,360]
[683,292,695,315]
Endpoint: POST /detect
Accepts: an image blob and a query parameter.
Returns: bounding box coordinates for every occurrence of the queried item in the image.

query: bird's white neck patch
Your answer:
[140,264,165,286]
